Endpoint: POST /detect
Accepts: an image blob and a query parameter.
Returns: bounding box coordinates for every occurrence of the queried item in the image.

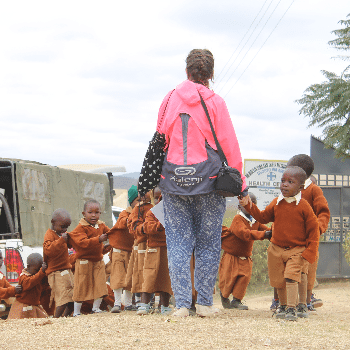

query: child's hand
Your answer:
[42,262,48,273]
[99,233,108,243]
[15,285,23,294]
[62,232,69,242]
[238,194,251,208]
[102,243,112,255]
[264,230,272,240]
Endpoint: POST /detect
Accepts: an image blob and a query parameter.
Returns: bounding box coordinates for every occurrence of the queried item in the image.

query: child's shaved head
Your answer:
[27,253,43,266]
[285,166,307,185]
[52,208,71,222]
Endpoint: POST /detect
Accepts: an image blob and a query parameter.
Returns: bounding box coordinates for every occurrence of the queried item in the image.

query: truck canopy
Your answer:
[0,158,112,246]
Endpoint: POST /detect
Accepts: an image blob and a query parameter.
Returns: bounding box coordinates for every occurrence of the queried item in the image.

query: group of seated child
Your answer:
[0,154,329,321]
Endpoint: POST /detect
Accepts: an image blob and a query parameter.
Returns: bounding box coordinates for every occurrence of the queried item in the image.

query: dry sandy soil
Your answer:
[1,280,350,350]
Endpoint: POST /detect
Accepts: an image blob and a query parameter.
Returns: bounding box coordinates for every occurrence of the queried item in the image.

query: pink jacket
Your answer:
[157,80,247,190]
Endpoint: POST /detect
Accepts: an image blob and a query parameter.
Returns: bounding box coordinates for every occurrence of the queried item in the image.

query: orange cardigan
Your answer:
[302,183,330,235]
[143,210,166,248]
[69,219,110,262]
[0,273,16,299]
[16,269,46,306]
[43,229,72,275]
[221,214,268,257]
[244,197,319,264]
[108,209,134,252]
[127,202,153,244]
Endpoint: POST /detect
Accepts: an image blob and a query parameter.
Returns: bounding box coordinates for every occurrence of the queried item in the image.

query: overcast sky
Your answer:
[0,1,349,174]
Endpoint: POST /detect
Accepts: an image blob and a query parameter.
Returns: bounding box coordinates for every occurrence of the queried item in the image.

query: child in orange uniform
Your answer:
[219,193,270,310]
[109,185,139,313]
[126,192,153,298]
[0,251,22,302]
[8,253,48,319]
[287,154,330,312]
[43,208,74,318]
[239,166,319,321]
[137,187,173,315]
[69,199,110,316]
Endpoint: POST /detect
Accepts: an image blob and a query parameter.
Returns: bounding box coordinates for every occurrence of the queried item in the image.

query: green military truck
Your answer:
[0,158,116,317]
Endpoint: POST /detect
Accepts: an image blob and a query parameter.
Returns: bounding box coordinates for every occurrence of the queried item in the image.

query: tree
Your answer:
[296,14,350,159]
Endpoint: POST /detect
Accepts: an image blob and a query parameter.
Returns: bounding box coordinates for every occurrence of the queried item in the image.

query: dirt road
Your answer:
[1,280,350,350]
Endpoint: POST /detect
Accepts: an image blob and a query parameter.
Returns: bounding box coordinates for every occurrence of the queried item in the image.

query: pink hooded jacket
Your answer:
[157,80,247,191]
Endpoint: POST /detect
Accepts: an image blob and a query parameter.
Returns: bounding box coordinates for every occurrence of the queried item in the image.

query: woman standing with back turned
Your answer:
[156,49,248,317]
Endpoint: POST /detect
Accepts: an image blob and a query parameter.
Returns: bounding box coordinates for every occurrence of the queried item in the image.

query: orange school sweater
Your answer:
[0,272,16,299]
[16,269,46,306]
[143,210,166,248]
[221,213,269,257]
[127,202,153,244]
[108,208,134,252]
[302,182,330,235]
[244,197,319,264]
[43,229,72,275]
[69,219,110,262]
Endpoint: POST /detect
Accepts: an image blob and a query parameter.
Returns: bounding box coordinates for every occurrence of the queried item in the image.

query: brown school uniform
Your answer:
[8,269,48,319]
[108,207,134,290]
[40,276,55,316]
[0,272,16,300]
[245,195,319,288]
[126,202,153,293]
[43,228,74,307]
[142,210,172,295]
[219,213,268,300]
[69,219,109,302]
[302,180,330,289]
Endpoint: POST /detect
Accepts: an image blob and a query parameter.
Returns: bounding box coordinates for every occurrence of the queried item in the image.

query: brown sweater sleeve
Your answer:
[310,185,330,235]
[231,218,267,242]
[20,269,46,291]
[0,278,16,299]
[244,199,276,225]
[143,211,164,234]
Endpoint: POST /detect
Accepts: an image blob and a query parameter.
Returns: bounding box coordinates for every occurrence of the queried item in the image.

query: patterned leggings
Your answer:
[163,192,226,309]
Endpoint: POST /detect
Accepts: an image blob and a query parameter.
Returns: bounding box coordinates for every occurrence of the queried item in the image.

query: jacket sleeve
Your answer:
[301,206,320,264]
[212,96,246,190]
[43,233,67,257]
[231,217,266,241]
[312,186,331,235]
[244,200,276,225]
[143,212,163,234]
[69,226,100,250]
[109,211,129,231]
[20,270,46,291]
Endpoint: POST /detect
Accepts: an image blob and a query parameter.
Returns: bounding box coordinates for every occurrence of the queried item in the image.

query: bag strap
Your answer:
[198,92,228,166]
[156,89,175,131]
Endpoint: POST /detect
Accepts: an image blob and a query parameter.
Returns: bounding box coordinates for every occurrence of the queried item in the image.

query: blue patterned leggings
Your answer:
[163,192,226,309]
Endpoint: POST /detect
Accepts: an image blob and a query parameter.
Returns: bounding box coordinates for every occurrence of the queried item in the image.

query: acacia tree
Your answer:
[297,14,350,158]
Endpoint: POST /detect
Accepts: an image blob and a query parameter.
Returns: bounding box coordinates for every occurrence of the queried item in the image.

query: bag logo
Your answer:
[174,167,196,176]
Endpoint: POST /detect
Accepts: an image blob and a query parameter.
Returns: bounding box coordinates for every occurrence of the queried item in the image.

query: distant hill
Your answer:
[113,172,139,189]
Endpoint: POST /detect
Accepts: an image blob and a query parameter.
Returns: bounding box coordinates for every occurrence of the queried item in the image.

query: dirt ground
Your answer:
[1,280,350,350]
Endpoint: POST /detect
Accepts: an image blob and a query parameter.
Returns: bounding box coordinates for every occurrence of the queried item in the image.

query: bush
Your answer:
[343,236,350,265]
[247,240,270,291]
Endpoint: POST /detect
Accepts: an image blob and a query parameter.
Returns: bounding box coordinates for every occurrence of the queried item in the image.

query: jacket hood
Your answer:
[175,80,215,106]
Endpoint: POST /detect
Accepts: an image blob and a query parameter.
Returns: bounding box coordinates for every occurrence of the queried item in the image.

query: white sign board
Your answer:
[244,159,287,210]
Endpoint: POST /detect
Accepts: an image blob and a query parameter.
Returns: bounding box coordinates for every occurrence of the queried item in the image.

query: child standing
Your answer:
[137,187,173,315]
[69,199,109,316]
[239,166,319,321]
[109,185,139,313]
[8,253,48,319]
[43,208,74,318]
[287,154,330,312]
[219,193,270,310]
[126,192,153,298]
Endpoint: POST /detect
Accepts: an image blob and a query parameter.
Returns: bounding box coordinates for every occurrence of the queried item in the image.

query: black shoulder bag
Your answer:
[199,93,244,197]
[138,91,174,197]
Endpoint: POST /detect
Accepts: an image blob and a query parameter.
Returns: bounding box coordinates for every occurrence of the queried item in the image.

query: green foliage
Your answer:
[343,235,350,265]
[247,240,270,290]
[296,14,350,159]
